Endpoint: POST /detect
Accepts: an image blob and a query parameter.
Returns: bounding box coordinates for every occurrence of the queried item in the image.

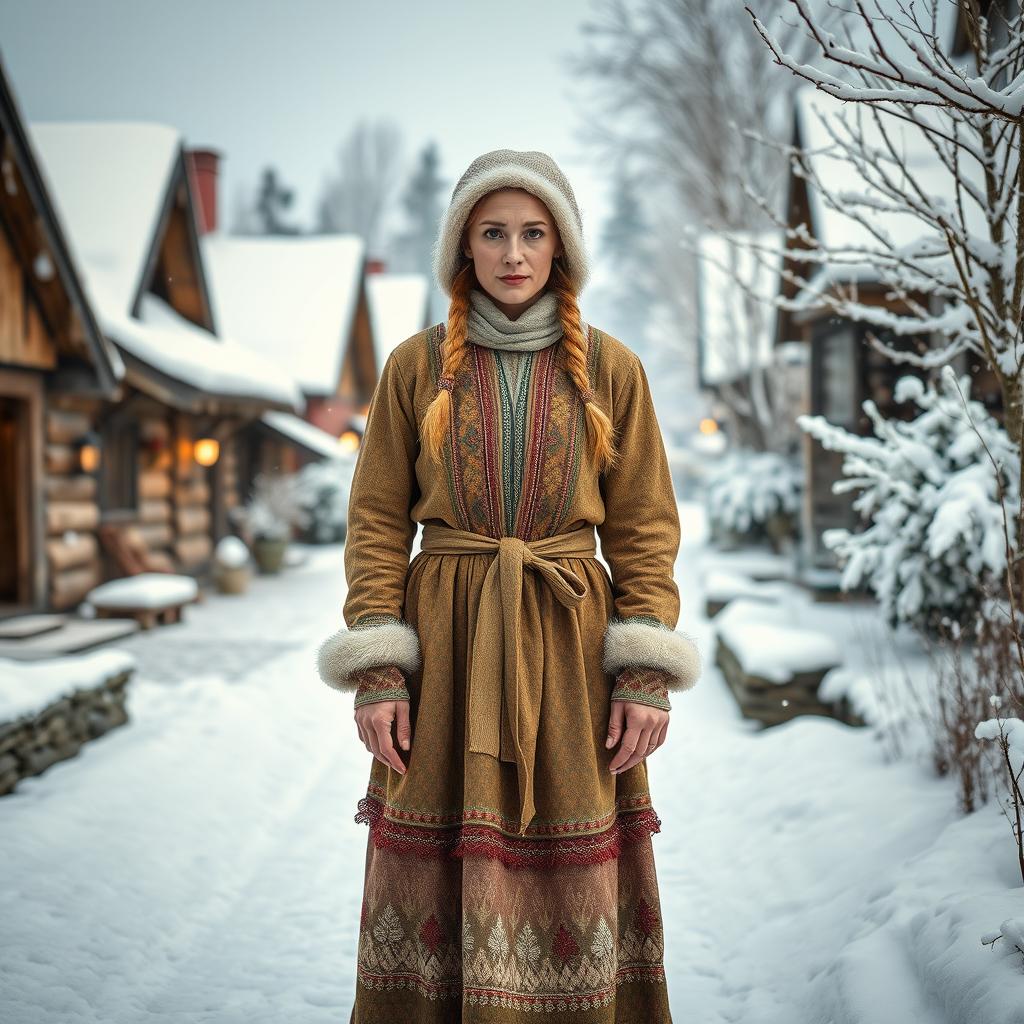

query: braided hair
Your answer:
[420,257,618,474]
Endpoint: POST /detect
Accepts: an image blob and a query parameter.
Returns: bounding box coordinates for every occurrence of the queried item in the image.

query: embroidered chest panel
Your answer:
[427,323,603,541]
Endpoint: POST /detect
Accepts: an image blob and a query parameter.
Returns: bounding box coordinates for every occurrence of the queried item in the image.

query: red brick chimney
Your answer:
[185,148,221,235]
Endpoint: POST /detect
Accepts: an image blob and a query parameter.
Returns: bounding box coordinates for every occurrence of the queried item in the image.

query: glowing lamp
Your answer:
[193,437,220,466]
[338,430,361,455]
[75,430,101,473]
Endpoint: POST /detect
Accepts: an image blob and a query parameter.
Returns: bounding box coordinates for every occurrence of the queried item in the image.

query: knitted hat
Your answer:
[432,148,591,298]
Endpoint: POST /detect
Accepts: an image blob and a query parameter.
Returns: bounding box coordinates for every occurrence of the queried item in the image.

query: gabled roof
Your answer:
[27,120,301,411]
[29,121,185,318]
[201,232,367,396]
[365,272,431,371]
[0,65,121,393]
[696,230,782,388]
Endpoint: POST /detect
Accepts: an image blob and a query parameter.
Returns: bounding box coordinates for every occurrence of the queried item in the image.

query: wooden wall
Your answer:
[43,395,103,608]
[0,218,56,372]
[38,393,234,610]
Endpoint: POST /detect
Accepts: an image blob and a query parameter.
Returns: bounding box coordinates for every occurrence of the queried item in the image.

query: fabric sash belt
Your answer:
[418,522,598,835]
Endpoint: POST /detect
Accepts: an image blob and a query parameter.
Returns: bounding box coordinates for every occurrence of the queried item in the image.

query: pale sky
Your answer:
[0,0,613,267]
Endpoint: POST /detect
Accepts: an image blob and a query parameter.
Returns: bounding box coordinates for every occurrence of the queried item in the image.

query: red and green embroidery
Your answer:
[353,824,669,1010]
[610,666,673,711]
[352,664,411,707]
[428,323,603,541]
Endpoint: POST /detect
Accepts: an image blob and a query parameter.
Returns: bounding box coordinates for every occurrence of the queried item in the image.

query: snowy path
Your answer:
[1,506,1021,1023]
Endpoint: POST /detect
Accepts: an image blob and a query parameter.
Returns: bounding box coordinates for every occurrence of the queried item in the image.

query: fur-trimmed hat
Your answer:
[431,148,591,298]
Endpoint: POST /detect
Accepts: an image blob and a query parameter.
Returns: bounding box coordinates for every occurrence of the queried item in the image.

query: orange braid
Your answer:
[420,259,619,473]
[547,260,618,474]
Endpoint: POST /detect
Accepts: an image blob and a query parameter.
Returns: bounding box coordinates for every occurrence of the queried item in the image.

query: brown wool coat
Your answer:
[330,317,700,835]
[320,320,700,1021]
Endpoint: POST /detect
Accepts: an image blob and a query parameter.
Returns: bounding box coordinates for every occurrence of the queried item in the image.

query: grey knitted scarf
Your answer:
[466,288,563,351]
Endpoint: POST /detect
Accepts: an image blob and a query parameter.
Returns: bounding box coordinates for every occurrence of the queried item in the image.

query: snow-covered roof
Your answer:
[202,232,366,396]
[27,120,302,410]
[365,272,431,371]
[697,230,782,387]
[29,121,180,315]
[121,294,302,407]
[793,84,985,265]
[259,410,346,460]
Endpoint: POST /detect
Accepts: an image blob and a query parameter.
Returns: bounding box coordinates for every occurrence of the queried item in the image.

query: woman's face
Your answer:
[462,188,563,319]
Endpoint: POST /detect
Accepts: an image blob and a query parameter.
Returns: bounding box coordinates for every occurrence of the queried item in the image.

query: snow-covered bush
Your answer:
[975,710,1024,886]
[292,456,354,544]
[231,472,310,543]
[704,448,802,548]
[798,371,1018,634]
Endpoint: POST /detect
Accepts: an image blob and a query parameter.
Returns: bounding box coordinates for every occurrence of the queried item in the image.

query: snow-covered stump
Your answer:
[0,651,136,796]
[713,599,859,727]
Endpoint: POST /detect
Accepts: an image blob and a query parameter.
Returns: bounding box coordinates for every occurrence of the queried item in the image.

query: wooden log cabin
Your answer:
[0,67,308,623]
[0,60,122,617]
[199,155,431,472]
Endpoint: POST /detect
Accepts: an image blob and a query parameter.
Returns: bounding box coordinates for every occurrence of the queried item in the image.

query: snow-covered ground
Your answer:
[1,502,1021,1023]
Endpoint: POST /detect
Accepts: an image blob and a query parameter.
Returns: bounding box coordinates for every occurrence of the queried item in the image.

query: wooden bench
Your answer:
[89,524,204,629]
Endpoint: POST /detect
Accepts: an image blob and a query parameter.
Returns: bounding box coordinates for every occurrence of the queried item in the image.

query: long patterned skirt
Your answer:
[348,549,674,1023]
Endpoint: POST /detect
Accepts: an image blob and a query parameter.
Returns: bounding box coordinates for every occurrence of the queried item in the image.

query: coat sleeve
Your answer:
[597,354,701,693]
[315,350,422,693]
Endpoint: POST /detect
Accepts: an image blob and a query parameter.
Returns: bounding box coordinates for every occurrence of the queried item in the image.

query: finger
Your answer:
[354,714,370,752]
[395,700,412,752]
[364,715,383,762]
[619,724,656,773]
[374,715,407,774]
[608,721,645,772]
[645,718,666,755]
[606,700,624,748]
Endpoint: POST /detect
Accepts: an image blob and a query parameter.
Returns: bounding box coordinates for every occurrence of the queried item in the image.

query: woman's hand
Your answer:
[605,700,669,774]
[350,664,412,775]
[355,699,411,775]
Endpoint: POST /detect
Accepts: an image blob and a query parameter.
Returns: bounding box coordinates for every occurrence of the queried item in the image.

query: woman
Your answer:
[317,149,701,1023]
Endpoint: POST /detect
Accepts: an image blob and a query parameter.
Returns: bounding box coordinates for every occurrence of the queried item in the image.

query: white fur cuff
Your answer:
[602,617,701,692]
[316,619,421,692]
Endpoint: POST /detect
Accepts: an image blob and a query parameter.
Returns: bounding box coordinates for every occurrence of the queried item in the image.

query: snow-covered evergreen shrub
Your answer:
[293,457,354,543]
[704,448,802,542]
[798,371,1018,634]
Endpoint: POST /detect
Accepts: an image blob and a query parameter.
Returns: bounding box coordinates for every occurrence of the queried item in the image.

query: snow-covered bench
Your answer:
[85,573,200,631]
[713,598,858,726]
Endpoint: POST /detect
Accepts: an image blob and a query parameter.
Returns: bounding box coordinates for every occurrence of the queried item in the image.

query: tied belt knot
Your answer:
[418,522,598,836]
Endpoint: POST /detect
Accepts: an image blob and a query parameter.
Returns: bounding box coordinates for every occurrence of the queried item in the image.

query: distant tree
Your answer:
[255,166,301,236]
[316,119,403,253]
[388,141,447,274]
[595,165,656,349]
[567,0,829,435]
